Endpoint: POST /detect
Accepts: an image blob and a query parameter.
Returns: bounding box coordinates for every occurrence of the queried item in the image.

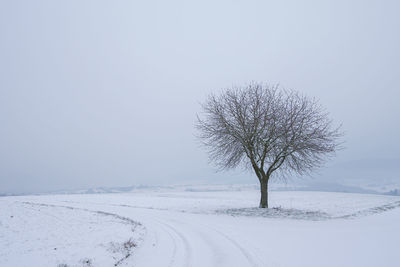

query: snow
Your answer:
[0,201,144,267]
[1,187,399,267]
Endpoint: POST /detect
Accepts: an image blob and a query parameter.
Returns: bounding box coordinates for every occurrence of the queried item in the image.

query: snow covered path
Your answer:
[1,190,400,267]
[15,201,266,266]
[126,208,263,267]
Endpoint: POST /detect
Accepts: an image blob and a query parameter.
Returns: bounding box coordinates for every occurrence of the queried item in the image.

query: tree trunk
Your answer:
[259,178,269,208]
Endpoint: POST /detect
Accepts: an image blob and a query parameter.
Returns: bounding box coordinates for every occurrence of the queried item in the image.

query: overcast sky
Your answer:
[1,0,399,194]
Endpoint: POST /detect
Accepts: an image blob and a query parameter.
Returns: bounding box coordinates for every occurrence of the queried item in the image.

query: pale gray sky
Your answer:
[1,0,399,193]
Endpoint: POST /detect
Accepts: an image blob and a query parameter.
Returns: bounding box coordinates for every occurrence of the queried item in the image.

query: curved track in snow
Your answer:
[23,201,265,267]
[8,191,400,267]
[114,205,265,267]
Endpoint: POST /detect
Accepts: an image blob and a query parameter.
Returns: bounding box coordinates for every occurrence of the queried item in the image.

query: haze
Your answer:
[1,0,399,194]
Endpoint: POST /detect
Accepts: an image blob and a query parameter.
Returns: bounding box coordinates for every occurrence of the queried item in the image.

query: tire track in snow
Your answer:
[112,203,258,267]
[185,225,226,266]
[64,200,258,267]
[200,223,263,267]
[155,221,178,267]
[168,218,237,267]
[94,202,262,266]
[159,216,261,267]
[154,219,192,267]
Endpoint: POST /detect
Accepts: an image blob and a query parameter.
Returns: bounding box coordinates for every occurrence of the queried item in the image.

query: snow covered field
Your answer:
[1,187,400,267]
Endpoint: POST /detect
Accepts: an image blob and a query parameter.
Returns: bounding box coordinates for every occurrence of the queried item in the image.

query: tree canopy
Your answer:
[196,83,343,207]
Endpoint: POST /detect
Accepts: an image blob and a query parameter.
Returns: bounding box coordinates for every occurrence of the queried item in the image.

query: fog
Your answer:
[1,0,399,194]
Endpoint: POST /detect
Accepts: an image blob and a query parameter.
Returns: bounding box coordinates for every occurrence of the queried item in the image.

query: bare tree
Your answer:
[196,83,343,208]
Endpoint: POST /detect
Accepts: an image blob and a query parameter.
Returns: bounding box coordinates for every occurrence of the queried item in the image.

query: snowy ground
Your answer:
[1,187,400,267]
